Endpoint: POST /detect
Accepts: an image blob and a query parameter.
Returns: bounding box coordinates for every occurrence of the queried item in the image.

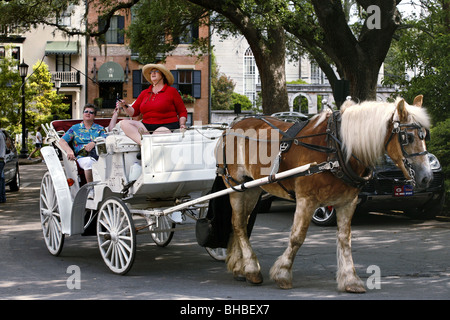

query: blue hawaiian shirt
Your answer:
[61,122,106,158]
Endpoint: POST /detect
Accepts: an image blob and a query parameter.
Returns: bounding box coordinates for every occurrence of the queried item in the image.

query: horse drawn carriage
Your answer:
[39,95,432,293]
[40,118,230,274]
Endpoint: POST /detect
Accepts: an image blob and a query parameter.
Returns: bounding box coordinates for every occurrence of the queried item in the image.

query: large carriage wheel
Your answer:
[39,171,65,256]
[97,197,136,275]
[150,215,175,247]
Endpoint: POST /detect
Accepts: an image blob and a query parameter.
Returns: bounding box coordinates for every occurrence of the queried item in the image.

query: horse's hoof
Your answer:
[246,272,263,285]
[233,274,246,282]
[345,284,366,293]
[274,279,292,289]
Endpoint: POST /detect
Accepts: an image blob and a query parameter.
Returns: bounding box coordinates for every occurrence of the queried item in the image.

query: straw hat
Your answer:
[142,64,174,85]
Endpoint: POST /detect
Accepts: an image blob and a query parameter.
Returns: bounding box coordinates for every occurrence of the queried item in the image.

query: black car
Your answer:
[311,153,445,225]
[1,129,20,191]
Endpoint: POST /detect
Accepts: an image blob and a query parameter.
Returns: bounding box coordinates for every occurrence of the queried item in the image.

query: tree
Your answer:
[0,56,68,134]
[0,1,418,112]
[383,0,449,124]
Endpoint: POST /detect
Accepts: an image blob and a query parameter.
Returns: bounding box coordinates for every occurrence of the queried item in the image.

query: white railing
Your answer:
[51,71,79,84]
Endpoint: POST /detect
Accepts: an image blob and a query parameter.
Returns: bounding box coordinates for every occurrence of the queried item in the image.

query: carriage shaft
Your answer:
[160,162,318,216]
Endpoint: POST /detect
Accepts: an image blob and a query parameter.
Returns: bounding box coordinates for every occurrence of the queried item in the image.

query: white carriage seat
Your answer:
[105,133,140,153]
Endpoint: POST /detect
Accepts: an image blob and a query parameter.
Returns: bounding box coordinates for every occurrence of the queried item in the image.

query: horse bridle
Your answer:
[385,121,429,158]
[384,120,430,185]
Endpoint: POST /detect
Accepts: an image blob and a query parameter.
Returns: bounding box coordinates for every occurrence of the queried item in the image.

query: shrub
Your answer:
[427,118,450,215]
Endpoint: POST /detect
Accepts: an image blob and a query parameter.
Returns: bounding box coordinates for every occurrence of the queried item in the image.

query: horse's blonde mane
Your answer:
[340,98,430,166]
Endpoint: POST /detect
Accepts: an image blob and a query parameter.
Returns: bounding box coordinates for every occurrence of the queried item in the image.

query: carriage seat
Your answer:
[50,118,126,187]
[105,132,140,154]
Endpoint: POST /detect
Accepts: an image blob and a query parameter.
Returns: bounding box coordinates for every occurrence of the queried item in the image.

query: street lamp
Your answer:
[54,76,61,94]
[18,61,29,158]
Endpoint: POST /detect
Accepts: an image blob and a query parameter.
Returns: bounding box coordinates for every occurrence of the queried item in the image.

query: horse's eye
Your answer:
[407,133,415,144]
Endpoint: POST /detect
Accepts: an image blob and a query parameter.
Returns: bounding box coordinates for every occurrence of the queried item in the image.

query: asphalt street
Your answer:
[1,162,449,302]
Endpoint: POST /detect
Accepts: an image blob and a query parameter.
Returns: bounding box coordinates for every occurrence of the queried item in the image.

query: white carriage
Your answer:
[40,119,226,274]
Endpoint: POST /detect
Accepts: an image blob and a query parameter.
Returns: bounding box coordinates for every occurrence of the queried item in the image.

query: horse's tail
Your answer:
[195,176,260,248]
[195,176,233,248]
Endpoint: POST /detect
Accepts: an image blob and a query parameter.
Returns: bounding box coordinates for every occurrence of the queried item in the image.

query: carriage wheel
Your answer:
[39,171,65,256]
[197,206,227,261]
[150,215,175,247]
[205,247,227,261]
[97,197,136,275]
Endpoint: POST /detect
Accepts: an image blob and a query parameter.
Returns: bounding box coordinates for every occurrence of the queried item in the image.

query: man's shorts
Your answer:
[77,157,97,170]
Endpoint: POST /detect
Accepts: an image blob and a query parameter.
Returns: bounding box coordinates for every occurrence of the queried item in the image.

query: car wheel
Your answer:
[312,206,336,226]
[8,165,20,191]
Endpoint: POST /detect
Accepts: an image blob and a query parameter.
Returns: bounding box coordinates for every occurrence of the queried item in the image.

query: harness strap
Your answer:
[327,111,373,188]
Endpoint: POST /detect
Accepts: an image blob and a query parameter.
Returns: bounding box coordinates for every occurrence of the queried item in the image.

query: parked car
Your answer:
[311,153,445,225]
[264,111,445,225]
[1,129,20,191]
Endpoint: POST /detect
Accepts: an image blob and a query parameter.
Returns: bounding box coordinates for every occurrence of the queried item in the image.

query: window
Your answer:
[57,6,72,27]
[178,24,199,44]
[244,47,259,105]
[99,16,125,44]
[171,70,201,99]
[56,55,71,72]
[310,62,328,84]
[0,47,4,58]
[11,47,20,61]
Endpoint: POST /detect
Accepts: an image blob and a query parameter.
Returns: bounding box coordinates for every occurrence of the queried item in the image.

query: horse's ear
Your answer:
[413,95,423,107]
[396,99,408,122]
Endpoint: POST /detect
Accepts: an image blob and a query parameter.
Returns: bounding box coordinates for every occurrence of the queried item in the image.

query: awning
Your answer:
[98,61,124,83]
[45,41,79,55]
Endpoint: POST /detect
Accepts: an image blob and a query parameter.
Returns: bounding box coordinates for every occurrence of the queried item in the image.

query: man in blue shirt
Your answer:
[59,104,106,183]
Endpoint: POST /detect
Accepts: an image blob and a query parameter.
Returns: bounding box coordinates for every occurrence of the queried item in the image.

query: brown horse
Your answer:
[216,95,431,293]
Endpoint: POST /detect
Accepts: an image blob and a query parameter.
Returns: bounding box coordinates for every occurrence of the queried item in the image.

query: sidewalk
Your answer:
[18,158,43,165]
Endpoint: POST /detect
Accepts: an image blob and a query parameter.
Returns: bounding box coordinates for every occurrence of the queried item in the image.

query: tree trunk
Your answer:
[251,27,289,114]
[188,0,289,114]
[312,0,400,102]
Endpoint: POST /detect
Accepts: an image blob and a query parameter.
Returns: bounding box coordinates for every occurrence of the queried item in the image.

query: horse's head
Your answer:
[385,95,432,189]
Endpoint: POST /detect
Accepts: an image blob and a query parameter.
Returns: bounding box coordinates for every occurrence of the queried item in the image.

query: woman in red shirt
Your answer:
[118,63,187,144]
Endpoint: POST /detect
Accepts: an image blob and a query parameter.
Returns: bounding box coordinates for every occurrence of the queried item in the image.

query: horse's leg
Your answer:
[335,197,366,293]
[270,197,315,289]
[227,188,263,284]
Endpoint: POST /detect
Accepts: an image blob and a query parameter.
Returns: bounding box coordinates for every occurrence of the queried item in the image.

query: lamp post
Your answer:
[54,76,61,94]
[18,61,29,158]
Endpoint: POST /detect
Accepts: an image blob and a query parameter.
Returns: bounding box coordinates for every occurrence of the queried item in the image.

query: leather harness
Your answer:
[218,114,374,198]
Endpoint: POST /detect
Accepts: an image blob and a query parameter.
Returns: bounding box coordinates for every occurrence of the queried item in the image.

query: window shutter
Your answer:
[171,70,179,90]
[192,25,199,40]
[117,16,125,44]
[132,70,142,98]
[192,70,201,98]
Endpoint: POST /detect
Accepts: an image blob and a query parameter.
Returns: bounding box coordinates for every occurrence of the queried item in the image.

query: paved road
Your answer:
[1,162,449,302]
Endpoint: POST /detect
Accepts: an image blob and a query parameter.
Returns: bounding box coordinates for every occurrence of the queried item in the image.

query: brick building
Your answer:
[86,5,210,125]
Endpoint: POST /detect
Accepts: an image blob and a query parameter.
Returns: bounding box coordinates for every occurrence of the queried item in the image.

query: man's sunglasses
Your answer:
[84,110,95,115]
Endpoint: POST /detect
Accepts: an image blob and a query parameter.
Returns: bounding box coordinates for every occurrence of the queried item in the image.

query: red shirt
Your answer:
[132,85,188,124]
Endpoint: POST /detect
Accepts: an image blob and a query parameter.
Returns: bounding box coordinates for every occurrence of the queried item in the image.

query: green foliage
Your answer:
[0,54,21,131]
[427,118,450,211]
[383,1,450,125]
[211,74,235,110]
[0,56,68,136]
[231,93,252,111]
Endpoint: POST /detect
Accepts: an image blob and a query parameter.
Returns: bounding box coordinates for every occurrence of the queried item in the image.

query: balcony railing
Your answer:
[51,71,80,85]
